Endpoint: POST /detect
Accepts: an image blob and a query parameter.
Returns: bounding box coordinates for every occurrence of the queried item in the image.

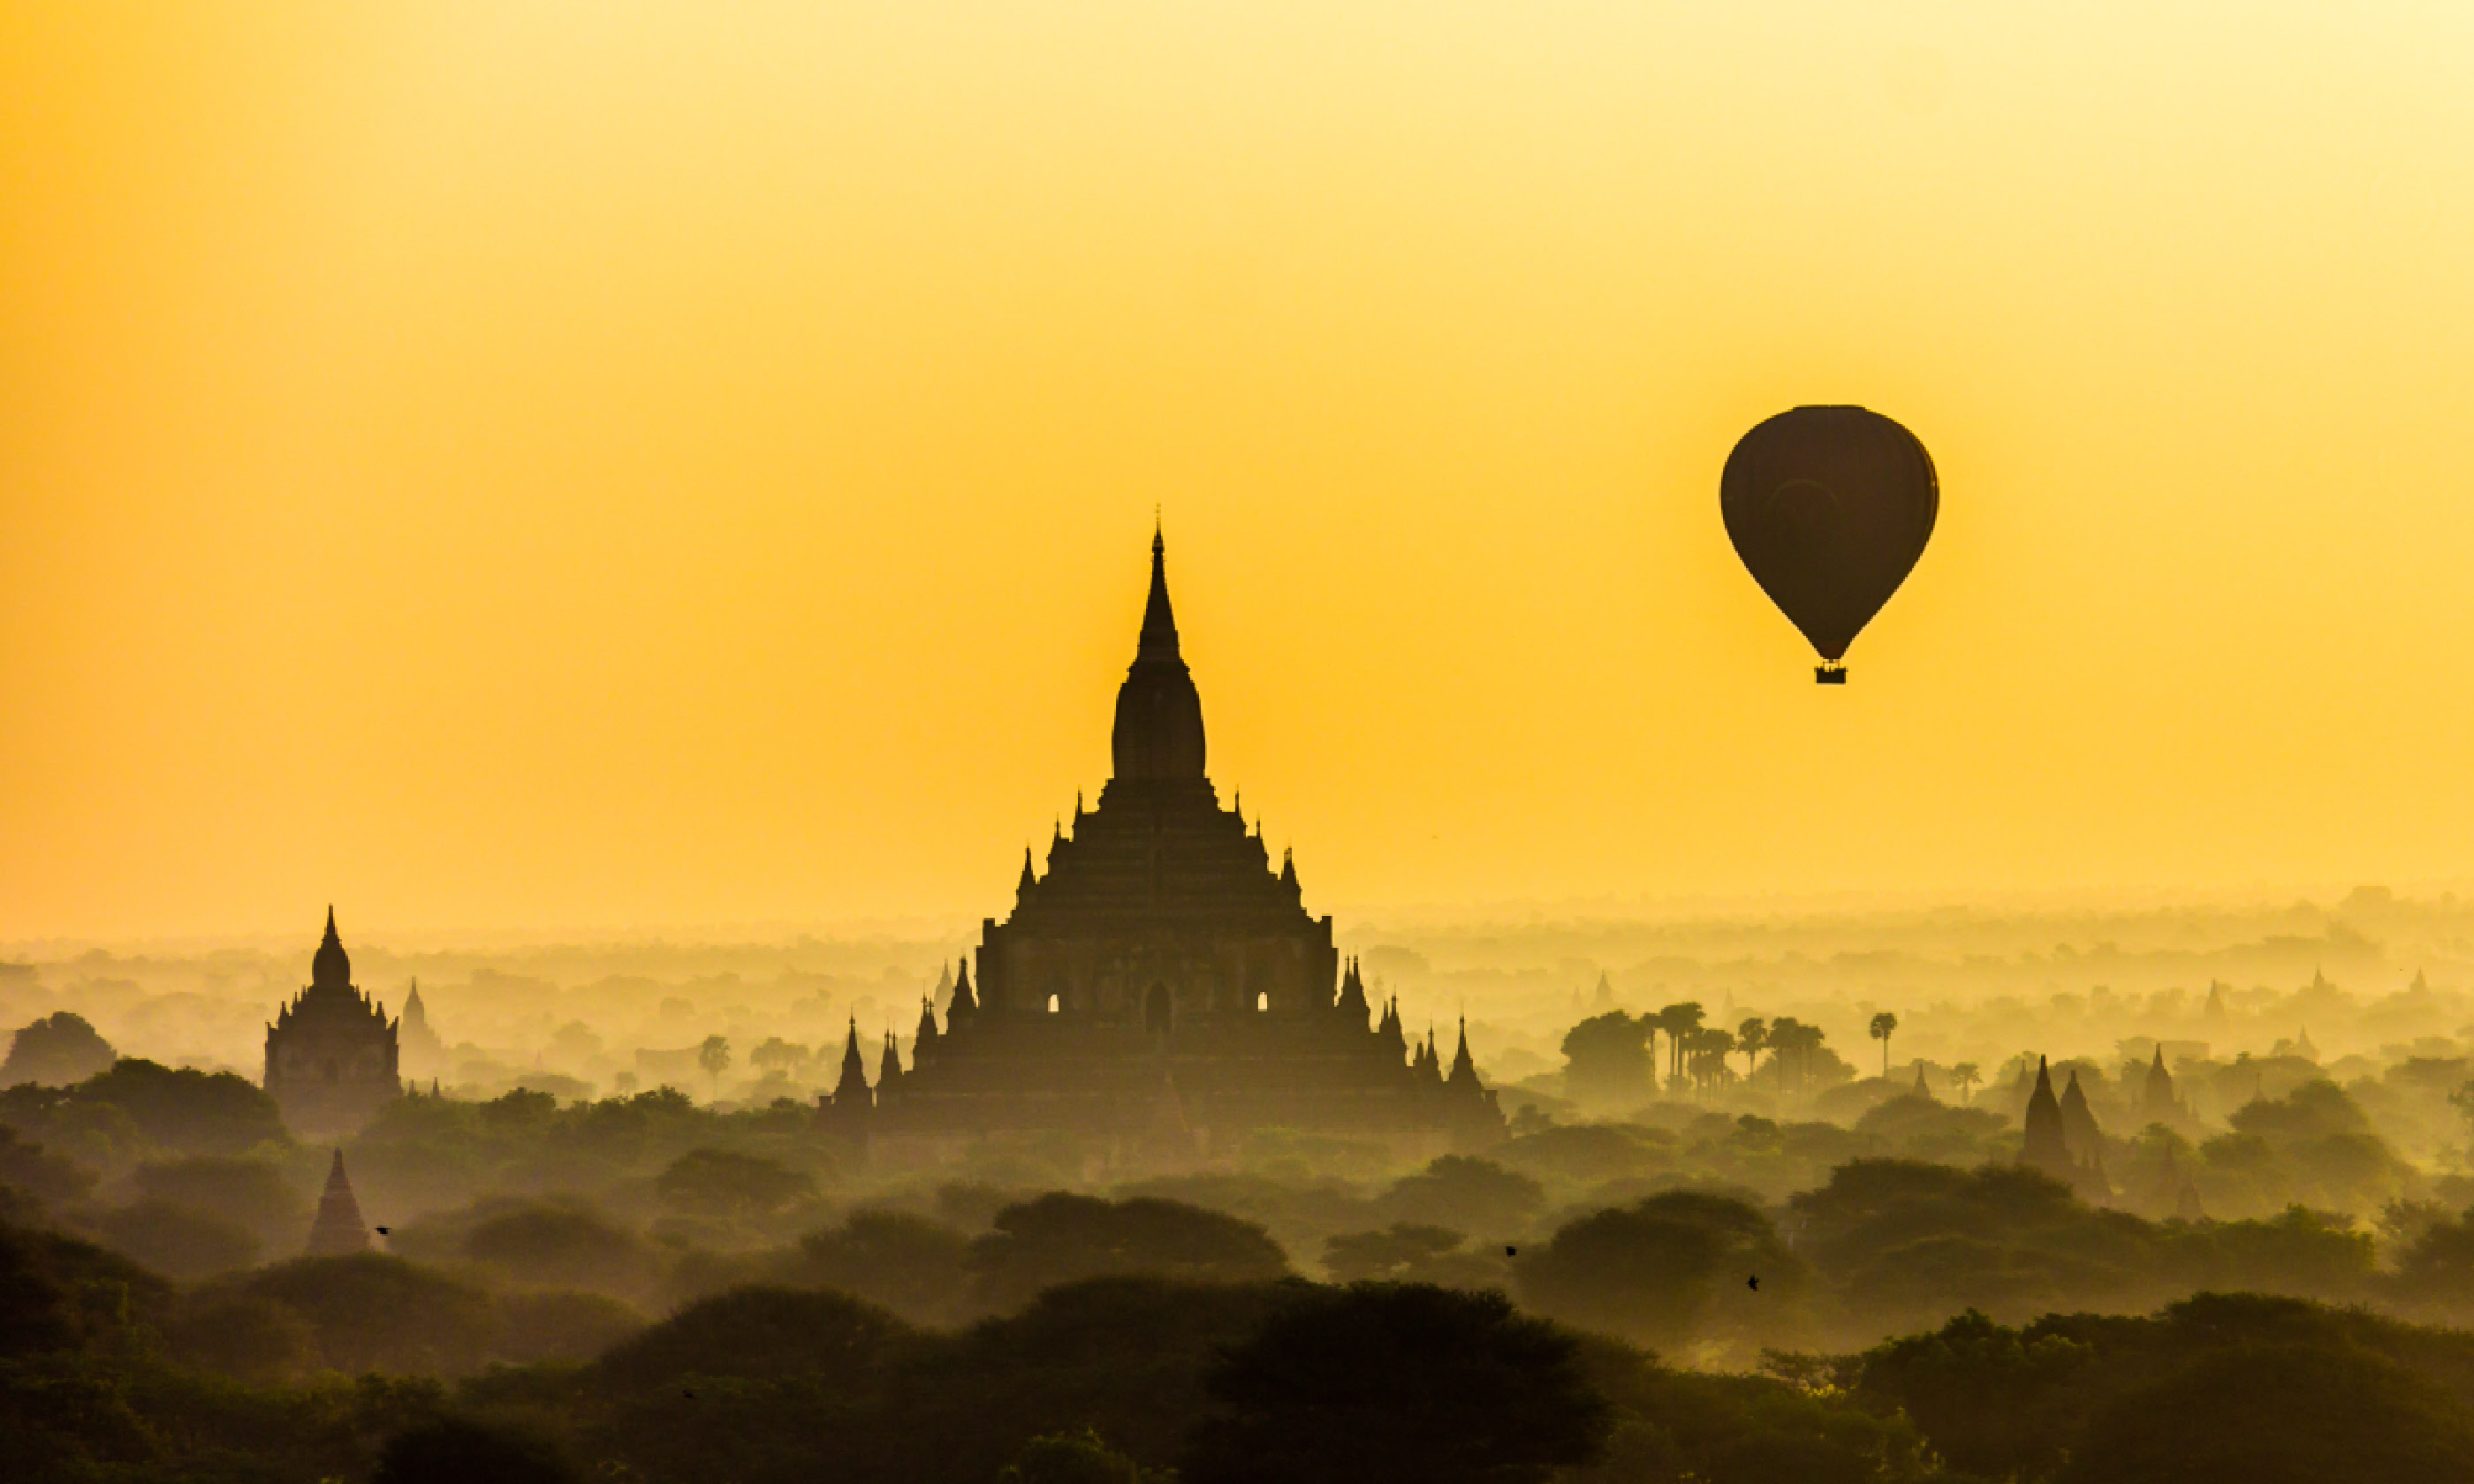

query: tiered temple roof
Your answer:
[869,531,1501,1159]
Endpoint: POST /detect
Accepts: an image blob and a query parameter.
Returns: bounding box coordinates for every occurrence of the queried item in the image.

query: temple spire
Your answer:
[311,905,353,992]
[1110,526,1207,782]
[834,1018,869,1102]
[1138,522,1180,661]
[1448,1017,1479,1087]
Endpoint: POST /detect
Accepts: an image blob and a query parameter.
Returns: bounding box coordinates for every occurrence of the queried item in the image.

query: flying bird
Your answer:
[1505,1246,1518,1258]
[1747,1274,1760,1291]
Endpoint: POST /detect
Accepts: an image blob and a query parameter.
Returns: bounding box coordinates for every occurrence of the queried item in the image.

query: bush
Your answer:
[786,1209,976,1326]
[127,1155,307,1246]
[240,1253,500,1375]
[655,1147,814,1220]
[464,1203,657,1298]
[0,1012,117,1087]
[43,1059,286,1158]
[596,1284,914,1390]
[375,1417,581,1484]
[1377,1156,1547,1237]
[495,1289,648,1364]
[1521,1192,1797,1354]
[82,1199,261,1280]
[970,1194,1289,1314]
[167,1290,319,1382]
[1181,1283,1611,1484]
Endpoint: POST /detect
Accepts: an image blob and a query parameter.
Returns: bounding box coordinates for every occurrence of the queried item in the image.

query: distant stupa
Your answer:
[2142,1044,2179,1119]
[306,1148,372,1256]
[2058,1071,2104,1160]
[2021,1057,2072,1182]
[398,977,445,1076]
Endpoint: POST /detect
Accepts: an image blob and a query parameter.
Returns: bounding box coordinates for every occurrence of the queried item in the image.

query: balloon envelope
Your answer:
[1720,406,1937,667]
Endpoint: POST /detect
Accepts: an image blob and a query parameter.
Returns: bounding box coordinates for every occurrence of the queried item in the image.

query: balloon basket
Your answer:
[1815,666,1847,685]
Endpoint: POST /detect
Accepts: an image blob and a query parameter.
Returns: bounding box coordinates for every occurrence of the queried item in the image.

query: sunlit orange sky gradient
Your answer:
[7,4,2474,942]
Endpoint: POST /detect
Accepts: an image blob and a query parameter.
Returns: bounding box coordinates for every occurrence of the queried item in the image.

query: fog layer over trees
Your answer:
[14,888,2474,1479]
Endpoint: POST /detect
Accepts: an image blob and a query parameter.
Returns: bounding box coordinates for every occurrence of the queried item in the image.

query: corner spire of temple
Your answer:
[1337,957,1370,1024]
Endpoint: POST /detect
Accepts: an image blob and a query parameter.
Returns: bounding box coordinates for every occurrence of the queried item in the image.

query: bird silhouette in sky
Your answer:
[1747,1274,1760,1291]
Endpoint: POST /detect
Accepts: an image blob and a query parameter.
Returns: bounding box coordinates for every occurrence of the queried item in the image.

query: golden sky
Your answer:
[7,4,2474,941]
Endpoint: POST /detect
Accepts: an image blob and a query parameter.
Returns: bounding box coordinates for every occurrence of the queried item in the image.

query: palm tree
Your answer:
[1788,1021,1829,1101]
[1766,1016,1804,1097]
[1869,1011,1899,1079]
[1736,1016,1769,1084]
[1951,1061,1981,1106]
[1696,1028,1736,1096]
[1658,1002,1705,1086]
[698,1034,732,1100]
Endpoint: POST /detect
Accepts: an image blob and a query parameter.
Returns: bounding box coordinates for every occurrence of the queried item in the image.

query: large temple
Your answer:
[263,909,403,1139]
[850,529,1502,1162]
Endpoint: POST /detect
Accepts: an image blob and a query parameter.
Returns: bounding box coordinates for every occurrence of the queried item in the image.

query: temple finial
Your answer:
[1137,521,1179,660]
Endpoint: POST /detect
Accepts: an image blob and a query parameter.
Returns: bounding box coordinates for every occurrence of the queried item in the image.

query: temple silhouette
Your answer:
[2021,1056,2110,1200]
[305,1148,374,1256]
[847,528,1503,1163]
[262,909,402,1139]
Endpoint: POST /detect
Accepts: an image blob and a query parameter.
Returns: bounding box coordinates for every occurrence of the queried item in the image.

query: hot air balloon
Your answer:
[1720,406,1937,682]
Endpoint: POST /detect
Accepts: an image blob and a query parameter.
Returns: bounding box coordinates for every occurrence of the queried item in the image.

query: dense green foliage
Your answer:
[19,1058,2474,1480]
[0,1058,287,1167]
[23,1199,2474,1484]
[0,1012,118,1089]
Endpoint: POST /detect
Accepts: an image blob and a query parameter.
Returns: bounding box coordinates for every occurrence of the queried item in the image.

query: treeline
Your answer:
[12,1213,2474,1483]
[23,1065,2474,1359]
